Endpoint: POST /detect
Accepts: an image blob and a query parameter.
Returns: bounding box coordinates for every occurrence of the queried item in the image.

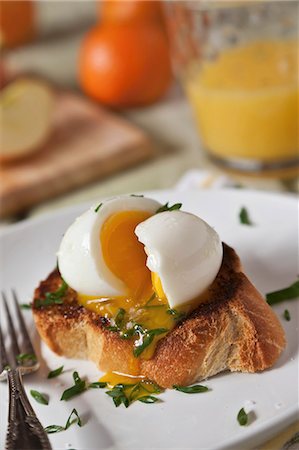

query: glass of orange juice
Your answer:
[165,1,298,176]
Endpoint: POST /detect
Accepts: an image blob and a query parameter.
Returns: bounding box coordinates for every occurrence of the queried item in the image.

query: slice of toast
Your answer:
[32,244,285,388]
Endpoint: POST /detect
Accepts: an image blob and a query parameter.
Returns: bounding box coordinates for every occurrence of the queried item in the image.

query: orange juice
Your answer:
[185,40,298,162]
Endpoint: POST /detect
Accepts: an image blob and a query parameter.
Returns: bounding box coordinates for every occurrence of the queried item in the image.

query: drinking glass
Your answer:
[165,1,299,176]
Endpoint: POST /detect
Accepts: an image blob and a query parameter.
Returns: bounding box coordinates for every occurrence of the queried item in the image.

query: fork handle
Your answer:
[6,369,52,450]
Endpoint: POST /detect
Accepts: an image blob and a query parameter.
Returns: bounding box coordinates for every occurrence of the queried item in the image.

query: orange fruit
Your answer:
[100,0,165,25]
[0,0,35,48]
[78,23,172,108]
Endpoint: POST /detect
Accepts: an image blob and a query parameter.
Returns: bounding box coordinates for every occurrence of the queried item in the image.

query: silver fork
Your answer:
[0,290,52,450]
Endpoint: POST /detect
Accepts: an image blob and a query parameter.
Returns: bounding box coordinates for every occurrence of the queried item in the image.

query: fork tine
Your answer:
[11,289,36,356]
[2,291,21,363]
[0,317,9,372]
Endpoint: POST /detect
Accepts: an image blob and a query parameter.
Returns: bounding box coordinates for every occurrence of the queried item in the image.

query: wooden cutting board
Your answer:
[0,90,155,218]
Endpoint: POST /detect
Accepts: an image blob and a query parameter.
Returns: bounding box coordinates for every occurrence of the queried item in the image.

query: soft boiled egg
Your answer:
[57,196,161,298]
[57,195,223,360]
[58,195,223,309]
[135,210,223,308]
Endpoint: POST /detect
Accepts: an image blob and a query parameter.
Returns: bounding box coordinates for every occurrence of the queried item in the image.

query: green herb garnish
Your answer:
[133,327,168,357]
[143,293,165,309]
[65,408,82,429]
[44,425,65,434]
[115,308,126,328]
[44,408,82,434]
[106,385,130,408]
[173,384,209,394]
[266,279,299,305]
[283,309,291,321]
[94,203,103,213]
[156,202,182,214]
[103,308,128,333]
[138,395,160,403]
[35,296,64,307]
[237,407,248,426]
[239,207,253,225]
[130,194,144,197]
[54,371,163,409]
[120,327,136,340]
[30,390,49,405]
[133,333,154,358]
[144,293,156,306]
[47,365,64,379]
[60,371,86,401]
[167,308,186,321]
[89,381,107,389]
[105,381,162,408]
[105,325,119,332]
[127,383,142,401]
[103,308,169,357]
[20,303,32,310]
[35,279,68,308]
[16,353,37,363]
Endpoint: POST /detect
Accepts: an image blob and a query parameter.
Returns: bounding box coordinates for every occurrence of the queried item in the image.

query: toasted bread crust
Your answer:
[32,244,285,388]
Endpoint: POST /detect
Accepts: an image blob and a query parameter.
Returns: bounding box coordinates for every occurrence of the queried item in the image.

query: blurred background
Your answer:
[0,0,298,225]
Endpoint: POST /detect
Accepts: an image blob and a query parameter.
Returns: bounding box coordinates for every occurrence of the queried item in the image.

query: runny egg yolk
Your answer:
[151,272,167,301]
[101,210,153,299]
[77,210,189,365]
[99,372,162,402]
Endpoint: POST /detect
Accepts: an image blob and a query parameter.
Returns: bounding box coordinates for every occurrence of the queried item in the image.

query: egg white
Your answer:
[135,210,223,308]
[57,196,161,297]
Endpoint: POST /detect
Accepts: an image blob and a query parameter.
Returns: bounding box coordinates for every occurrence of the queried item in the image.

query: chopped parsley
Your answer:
[167,308,186,321]
[173,384,209,394]
[114,308,126,329]
[30,390,49,405]
[105,381,162,408]
[44,424,65,434]
[266,279,299,305]
[47,365,64,379]
[94,203,103,213]
[88,382,107,389]
[283,309,291,321]
[237,407,248,426]
[60,371,86,401]
[44,408,82,434]
[35,279,68,308]
[102,308,168,357]
[142,293,165,310]
[20,303,32,310]
[156,202,182,214]
[239,207,253,225]
[133,326,168,358]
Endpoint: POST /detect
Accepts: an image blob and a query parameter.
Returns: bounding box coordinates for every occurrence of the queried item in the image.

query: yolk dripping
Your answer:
[151,272,167,301]
[99,372,162,402]
[101,210,152,298]
[100,372,144,387]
